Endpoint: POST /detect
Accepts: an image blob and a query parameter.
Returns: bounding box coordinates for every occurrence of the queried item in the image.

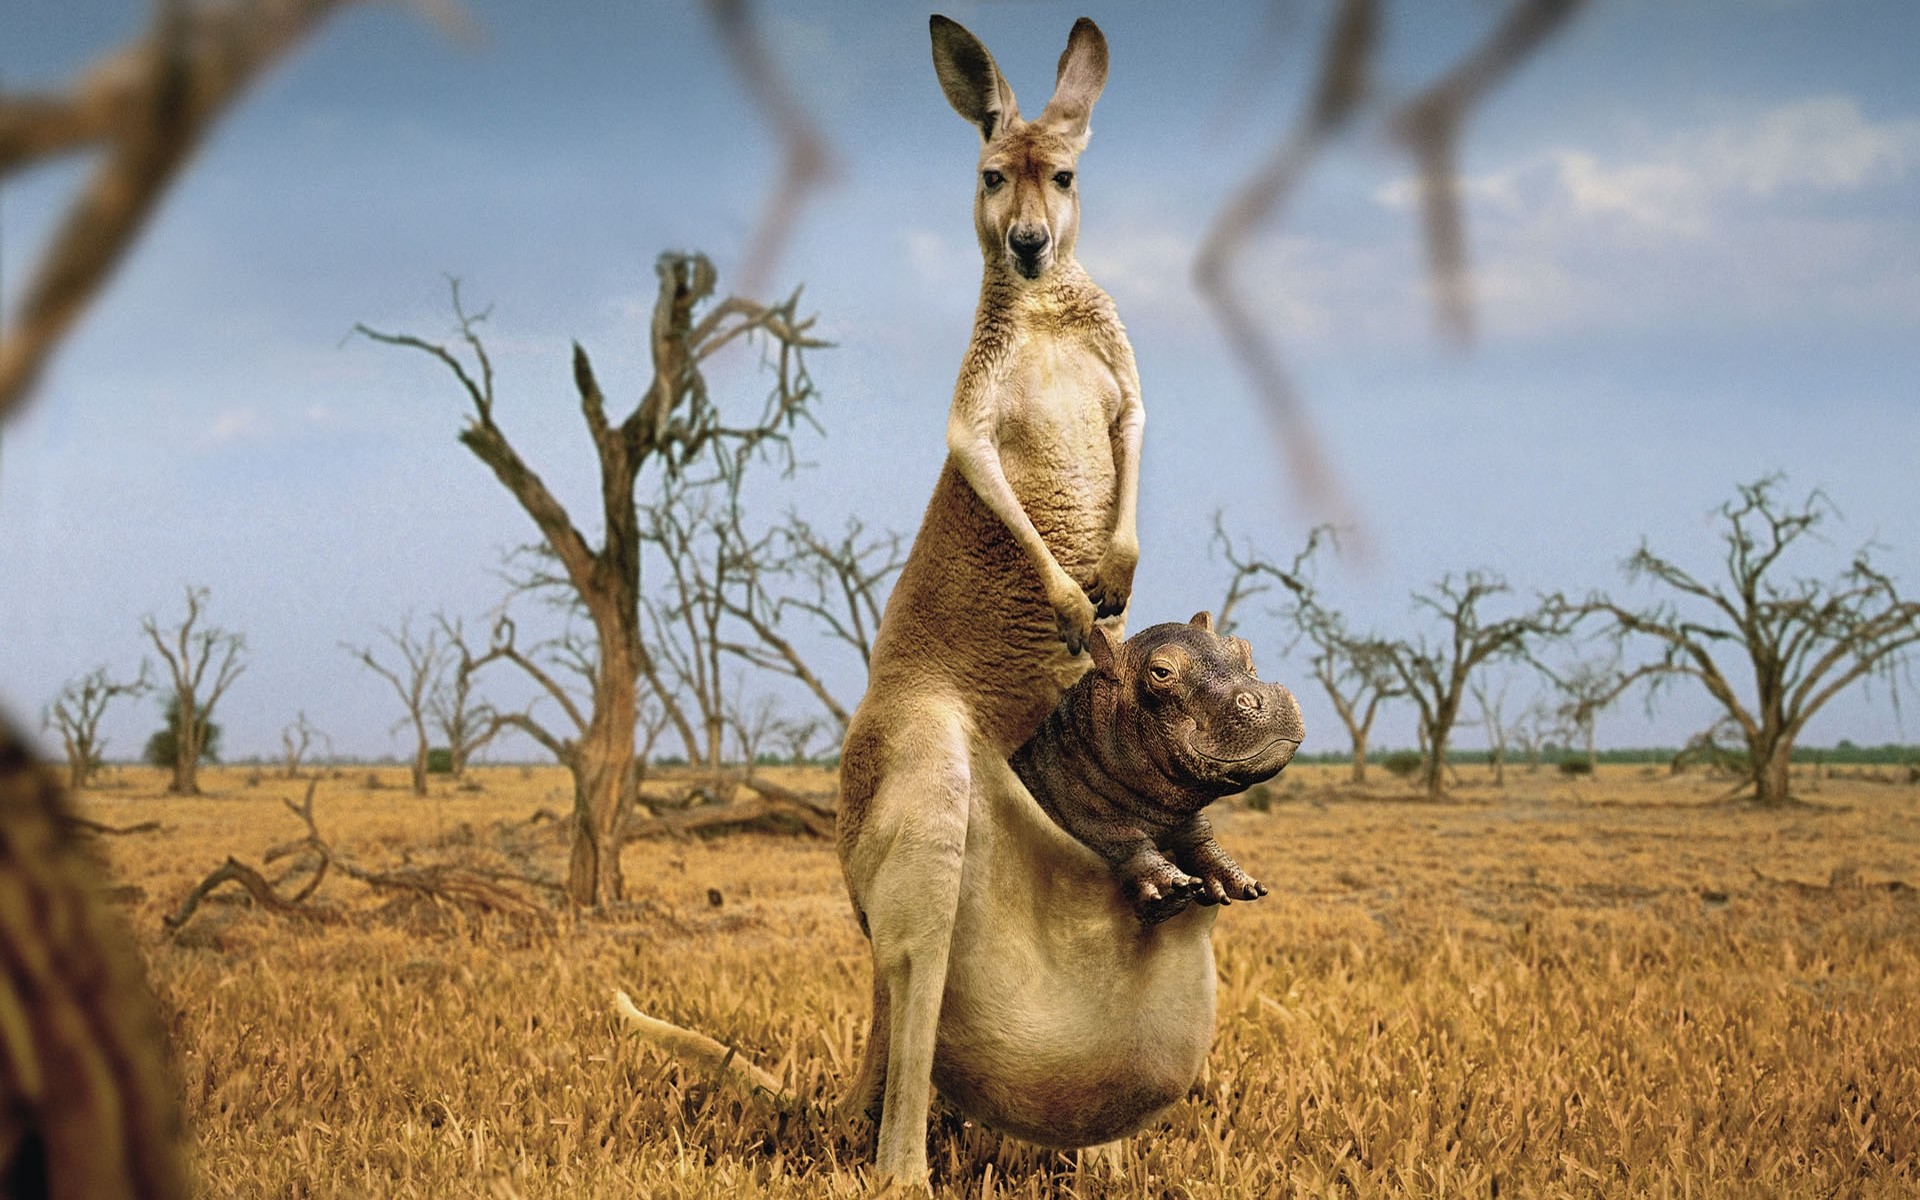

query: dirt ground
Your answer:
[71,760,1920,1197]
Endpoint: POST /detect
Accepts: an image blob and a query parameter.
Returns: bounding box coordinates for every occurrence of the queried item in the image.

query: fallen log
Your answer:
[163,856,324,930]
[64,814,165,836]
[167,781,553,936]
[627,777,837,840]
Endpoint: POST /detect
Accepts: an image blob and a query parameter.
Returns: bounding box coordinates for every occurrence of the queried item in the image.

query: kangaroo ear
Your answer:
[1038,17,1108,149]
[1088,624,1119,676]
[931,15,1020,142]
[1189,610,1215,633]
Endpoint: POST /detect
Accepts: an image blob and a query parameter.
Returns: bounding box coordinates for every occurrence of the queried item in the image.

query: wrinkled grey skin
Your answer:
[1012,612,1305,923]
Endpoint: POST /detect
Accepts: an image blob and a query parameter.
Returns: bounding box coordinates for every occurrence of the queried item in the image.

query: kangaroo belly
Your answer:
[931,750,1217,1147]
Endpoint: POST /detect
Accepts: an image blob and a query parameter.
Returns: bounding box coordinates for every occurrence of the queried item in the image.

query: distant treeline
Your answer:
[1294,742,1920,768]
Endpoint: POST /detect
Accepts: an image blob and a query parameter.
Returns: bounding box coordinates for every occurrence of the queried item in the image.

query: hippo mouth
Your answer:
[1189,734,1301,785]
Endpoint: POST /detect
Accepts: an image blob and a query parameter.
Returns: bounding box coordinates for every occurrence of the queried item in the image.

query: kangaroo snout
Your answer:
[1008,225,1051,277]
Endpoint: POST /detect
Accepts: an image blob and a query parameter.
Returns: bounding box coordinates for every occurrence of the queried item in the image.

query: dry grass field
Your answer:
[67,760,1920,1198]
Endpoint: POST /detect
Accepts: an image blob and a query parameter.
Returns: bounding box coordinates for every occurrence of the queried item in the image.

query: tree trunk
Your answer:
[1754,740,1794,807]
[565,741,631,906]
[1349,727,1369,785]
[564,624,641,907]
[0,719,188,1197]
[1421,726,1448,799]
[410,737,429,797]
[171,700,200,795]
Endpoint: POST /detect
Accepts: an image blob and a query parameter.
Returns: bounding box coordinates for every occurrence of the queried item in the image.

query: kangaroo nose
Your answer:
[1009,227,1049,255]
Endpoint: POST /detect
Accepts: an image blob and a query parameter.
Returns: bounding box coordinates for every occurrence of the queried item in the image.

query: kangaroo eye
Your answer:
[1053,170,1074,189]
[981,170,1005,190]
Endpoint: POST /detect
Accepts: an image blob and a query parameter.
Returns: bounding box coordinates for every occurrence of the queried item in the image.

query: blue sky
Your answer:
[3,0,1918,764]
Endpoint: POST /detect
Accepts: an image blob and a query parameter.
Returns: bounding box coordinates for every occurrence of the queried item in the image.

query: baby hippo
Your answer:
[1012,612,1304,924]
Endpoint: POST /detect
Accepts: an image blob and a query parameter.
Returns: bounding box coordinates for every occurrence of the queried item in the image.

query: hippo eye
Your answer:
[981,170,1005,190]
[1148,663,1176,684]
[1052,170,1074,190]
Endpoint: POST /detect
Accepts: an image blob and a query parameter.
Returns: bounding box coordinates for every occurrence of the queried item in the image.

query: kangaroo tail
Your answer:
[611,989,791,1106]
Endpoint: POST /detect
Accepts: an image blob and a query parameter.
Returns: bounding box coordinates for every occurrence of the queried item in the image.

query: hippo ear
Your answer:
[1189,610,1215,633]
[1087,624,1119,677]
[1231,636,1256,673]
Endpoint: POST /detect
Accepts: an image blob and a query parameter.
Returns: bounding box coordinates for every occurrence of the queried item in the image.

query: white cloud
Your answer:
[1700,95,1920,195]
[203,407,267,446]
[905,228,962,284]
[1386,96,1920,233]
[1077,229,1198,315]
[1360,94,1920,339]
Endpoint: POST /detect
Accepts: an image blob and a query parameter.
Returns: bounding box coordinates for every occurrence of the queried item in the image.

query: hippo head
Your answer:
[1087,612,1304,804]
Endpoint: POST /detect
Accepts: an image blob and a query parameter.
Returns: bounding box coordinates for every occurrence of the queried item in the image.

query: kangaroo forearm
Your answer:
[1107,402,1143,550]
[948,435,1074,591]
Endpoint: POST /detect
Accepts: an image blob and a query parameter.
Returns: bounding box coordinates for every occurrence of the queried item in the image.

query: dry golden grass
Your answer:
[71,760,1920,1197]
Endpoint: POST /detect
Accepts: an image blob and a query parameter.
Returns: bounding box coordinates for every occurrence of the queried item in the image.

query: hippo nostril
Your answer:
[1234,692,1258,712]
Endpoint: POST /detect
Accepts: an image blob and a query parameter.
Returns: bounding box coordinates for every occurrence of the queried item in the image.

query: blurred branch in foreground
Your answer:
[1195,0,1587,526]
[705,0,839,296]
[0,0,367,421]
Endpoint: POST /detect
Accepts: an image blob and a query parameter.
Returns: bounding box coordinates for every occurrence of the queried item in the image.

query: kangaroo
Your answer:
[834,14,1151,1186]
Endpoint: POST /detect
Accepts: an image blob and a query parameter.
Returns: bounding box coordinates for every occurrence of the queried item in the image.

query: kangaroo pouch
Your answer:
[929,748,1218,1148]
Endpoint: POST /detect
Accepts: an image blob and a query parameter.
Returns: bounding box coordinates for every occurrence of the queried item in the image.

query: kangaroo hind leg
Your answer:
[858,712,972,1189]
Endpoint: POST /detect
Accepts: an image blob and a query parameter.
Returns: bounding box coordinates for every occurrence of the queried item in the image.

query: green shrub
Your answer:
[1558,758,1594,777]
[1381,751,1423,780]
[427,747,454,774]
[143,695,221,768]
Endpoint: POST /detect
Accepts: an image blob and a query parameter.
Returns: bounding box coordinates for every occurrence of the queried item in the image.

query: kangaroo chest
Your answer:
[993,333,1122,528]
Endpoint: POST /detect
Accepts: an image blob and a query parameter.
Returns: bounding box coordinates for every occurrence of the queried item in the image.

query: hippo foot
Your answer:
[1125,860,1201,925]
[1179,839,1267,907]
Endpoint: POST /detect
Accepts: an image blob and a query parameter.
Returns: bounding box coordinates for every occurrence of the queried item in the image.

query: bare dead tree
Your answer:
[357,253,824,906]
[1505,693,1565,775]
[1214,518,1403,784]
[773,514,905,675]
[141,585,246,796]
[0,0,369,420]
[279,710,327,779]
[431,613,505,778]
[345,615,446,797]
[1195,0,1586,522]
[44,663,150,789]
[1469,674,1511,786]
[640,482,736,776]
[649,489,898,740]
[1383,571,1573,799]
[728,690,784,771]
[1540,654,1652,774]
[1582,476,1920,807]
[776,713,822,766]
